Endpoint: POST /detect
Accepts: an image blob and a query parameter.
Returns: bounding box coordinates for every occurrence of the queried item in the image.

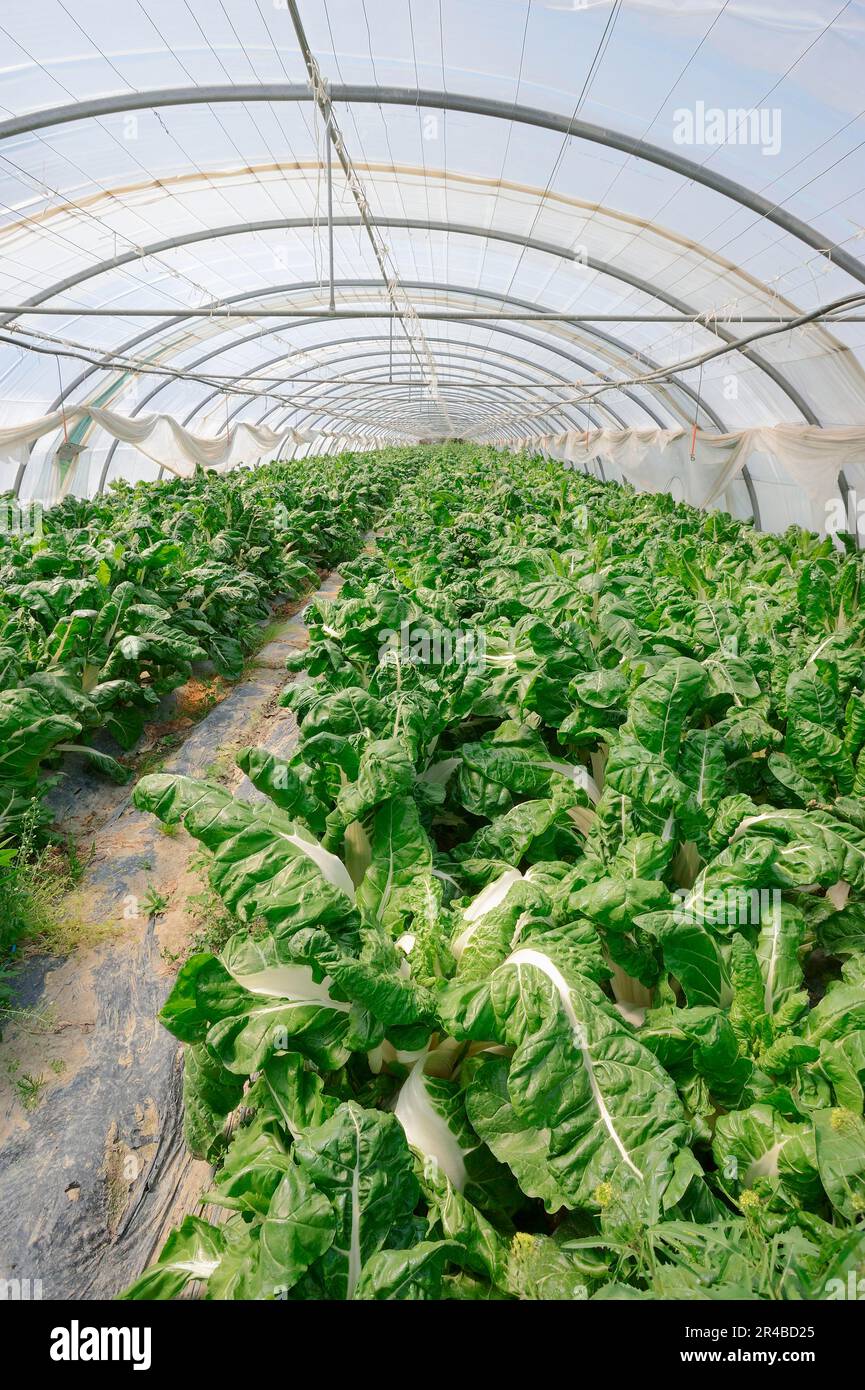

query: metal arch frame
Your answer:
[98,335,628,491]
[98,320,655,482]
[27,274,757,521]
[274,381,531,435]
[252,279,759,518]
[41,276,702,431]
[0,84,862,290]
[94,329,646,491]
[280,278,731,428]
[174,341,621,433]
[195,342,625,432]
[201,352,605,447]
[262,349,602,415]
[262,374,567,439]
[66,299,759,515]
[161,347,607,487]
[5,84,859,520]
[200,287,756,525]
[40,275,713,434]
[210,325,661,424]
[181,346,615,436]
[240,375,559,461]
[0,215,818,428]
[264,369,596,443]
[42,277,682,493]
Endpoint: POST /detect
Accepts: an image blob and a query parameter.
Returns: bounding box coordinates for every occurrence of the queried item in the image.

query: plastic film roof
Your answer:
[1,0,865,529]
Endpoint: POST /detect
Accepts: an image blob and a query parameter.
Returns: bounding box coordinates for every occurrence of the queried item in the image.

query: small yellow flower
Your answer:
[511,1231,537,1257]
[739,1188,761,1212]
[594,1181,614,1208]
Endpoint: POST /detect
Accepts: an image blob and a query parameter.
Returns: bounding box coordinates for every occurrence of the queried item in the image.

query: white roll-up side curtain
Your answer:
[0,407,397,501]
[504,427,865,536]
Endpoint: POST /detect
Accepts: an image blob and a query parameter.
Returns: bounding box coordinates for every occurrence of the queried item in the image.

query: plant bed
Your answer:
[121,443,865,1302]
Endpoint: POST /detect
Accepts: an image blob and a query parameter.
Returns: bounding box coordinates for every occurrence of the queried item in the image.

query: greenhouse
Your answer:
[1,0,865,1324]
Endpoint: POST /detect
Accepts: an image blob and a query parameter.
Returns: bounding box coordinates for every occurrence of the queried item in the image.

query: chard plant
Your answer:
[0,453,409,840]
[124,444,865,1301]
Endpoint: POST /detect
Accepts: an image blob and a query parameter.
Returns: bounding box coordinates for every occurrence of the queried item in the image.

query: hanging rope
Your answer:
[55,355,69,445]
[690,360,704,461]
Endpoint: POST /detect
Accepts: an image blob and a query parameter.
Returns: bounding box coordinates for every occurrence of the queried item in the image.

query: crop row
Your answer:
[0,453,413,842]
[119,443,865,1300]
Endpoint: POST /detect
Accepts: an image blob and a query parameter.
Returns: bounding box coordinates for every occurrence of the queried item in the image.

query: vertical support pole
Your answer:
[326,112,335,314]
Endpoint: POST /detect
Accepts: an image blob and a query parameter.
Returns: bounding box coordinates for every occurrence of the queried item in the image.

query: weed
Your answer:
[142,885,169,916]
[184,883,239,957]
[160,854,250,965]
[0,813,97,998]
[15,1071,46,1110]
[0,1003,59,1036]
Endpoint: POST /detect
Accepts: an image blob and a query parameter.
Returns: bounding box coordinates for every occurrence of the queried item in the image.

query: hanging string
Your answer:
[56,355,69,444]
[690,360,704,461]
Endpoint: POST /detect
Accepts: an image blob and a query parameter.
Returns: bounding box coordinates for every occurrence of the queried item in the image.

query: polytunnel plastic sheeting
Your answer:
[0,1,863,506]
[534,424,865,533]
[1,411,323,501]
[4,403,399,499]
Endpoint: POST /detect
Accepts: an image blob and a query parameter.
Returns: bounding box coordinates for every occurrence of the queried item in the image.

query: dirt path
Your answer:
[0,571,344,1300]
